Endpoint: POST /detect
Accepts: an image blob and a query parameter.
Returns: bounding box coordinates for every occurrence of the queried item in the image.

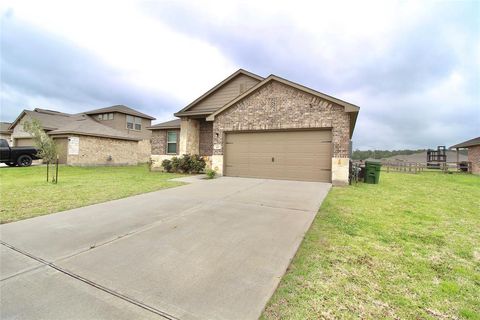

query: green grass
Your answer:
[0,165,184,223]
[262,172,480,320]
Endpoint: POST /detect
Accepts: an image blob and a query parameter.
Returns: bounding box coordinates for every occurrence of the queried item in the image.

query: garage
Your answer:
[15,138,35,147]
[224,130,332,182]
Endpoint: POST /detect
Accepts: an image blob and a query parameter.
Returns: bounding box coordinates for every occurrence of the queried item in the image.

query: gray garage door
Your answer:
[15,138,35,147]
[225,130,332,182]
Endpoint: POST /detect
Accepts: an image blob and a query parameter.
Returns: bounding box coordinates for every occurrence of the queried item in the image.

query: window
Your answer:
[126,115,141,130]
[134,117,141,130]
[97,113,114,120]
[167,131,177,154]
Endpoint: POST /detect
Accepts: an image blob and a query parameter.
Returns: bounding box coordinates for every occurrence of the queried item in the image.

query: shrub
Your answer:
[165,154,206,174]
[189,155,206,174]
[171,156,181,172]
[161,159,172,172]
[205,168,217,179]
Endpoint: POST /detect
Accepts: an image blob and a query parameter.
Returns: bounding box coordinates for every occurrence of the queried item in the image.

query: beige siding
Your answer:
[0,134,11,144]
[189,74,260,113]
[11,115,34,139]
[15,138,35,147]
[89,112,152,139]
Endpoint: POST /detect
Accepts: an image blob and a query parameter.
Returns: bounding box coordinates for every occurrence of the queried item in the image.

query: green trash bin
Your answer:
[364,161,382,184]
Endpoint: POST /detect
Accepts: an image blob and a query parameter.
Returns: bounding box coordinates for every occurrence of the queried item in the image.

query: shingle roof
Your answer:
[10,108,141,141]
[147,119,181,130]
[24,109,74,130]
[450,137,480,149]
[48,115,140,141]
[0,122,12,134]
[83,105,156,120]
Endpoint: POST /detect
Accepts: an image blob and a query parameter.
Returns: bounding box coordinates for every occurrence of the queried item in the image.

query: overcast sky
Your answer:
[1,0,479,149]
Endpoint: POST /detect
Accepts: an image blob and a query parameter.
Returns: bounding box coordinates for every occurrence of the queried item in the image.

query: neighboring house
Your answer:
[0,122,12,145]
[150,69,360,185]
[450,137,480,175]
[9,105,155,165]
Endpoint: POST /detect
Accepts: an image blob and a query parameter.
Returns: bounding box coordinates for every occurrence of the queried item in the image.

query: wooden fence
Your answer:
[384,161,426,174]
[383,161,472,174]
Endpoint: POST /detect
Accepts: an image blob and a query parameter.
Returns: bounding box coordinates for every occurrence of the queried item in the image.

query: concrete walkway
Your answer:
[0,177,330,320]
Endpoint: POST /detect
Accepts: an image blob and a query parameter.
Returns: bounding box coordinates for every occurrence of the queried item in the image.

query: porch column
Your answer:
[179,118,200,155]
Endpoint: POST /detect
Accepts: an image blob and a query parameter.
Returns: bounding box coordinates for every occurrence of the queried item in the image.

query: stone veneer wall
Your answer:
[468,145,480,175]
[179,118,200,155]
[212,81,351,158]
[67,135,138,166]
[199,120,213,156]
[151,129,180,155]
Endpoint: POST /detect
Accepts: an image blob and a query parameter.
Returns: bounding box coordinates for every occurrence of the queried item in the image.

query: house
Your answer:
[9,105,155,165]
[0,122,12,145]
[450,137,480,175]
[149,69,360,185]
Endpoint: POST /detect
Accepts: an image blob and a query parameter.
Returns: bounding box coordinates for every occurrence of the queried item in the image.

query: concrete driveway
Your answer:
[0,176,330,320]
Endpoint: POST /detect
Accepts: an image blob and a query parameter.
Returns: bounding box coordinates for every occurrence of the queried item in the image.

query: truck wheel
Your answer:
[17,155,33,167]
[6,162,17,167]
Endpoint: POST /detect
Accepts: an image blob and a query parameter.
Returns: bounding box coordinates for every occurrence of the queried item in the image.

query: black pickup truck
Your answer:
[0,139,40,167]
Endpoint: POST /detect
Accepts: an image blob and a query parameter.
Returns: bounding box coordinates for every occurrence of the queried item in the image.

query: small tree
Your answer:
[23,119,58,182]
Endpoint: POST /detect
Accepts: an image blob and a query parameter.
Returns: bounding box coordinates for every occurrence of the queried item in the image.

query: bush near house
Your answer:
[162,154,206,174]
[262,172,480,320]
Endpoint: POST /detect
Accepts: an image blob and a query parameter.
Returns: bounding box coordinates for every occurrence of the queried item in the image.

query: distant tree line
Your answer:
[352,149,467,160]
[352,149,427,160]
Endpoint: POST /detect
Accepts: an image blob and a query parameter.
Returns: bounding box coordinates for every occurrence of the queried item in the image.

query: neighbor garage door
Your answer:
[15,138,35,147]
[225,130,332,182]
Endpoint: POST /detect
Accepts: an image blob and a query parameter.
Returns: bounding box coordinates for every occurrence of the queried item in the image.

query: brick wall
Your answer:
[67,135,138,166]
[199,120,213,156]
[212,80,351,158]
[468,145,480,175]
[151,129,180,155]
[137,139,152,163]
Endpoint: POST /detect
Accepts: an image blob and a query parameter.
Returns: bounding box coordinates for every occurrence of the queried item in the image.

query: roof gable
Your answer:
[174,69,263,117]
[9,109,73,131]
[207,75,359,121]
[206,75,360,138]
[83,105,156,120]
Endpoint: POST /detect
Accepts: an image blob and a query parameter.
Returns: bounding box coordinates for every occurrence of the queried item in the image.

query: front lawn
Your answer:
[263,172,480,319]
[0,165,184,223]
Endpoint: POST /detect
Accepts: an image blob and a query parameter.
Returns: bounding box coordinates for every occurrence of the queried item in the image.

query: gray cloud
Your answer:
[1,3,478,149]
[144,1,479,149]
[0,12,180,122]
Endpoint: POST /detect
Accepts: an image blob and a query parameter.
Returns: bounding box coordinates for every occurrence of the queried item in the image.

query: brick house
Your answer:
[450,137,480,175]
[150,69,360,185]
[8,105,155,165]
